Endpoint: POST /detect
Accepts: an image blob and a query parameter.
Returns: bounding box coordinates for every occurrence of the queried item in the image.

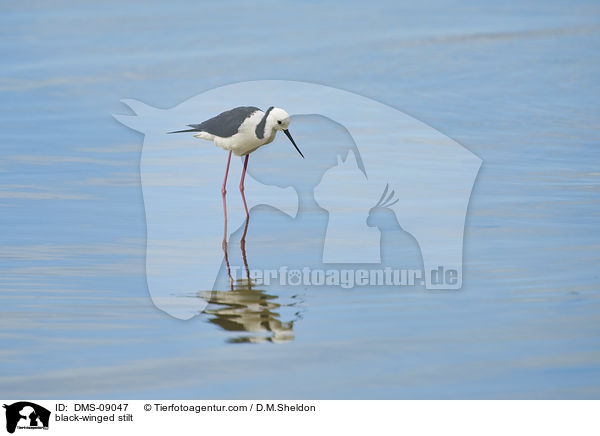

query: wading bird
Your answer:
[168,106,304,245]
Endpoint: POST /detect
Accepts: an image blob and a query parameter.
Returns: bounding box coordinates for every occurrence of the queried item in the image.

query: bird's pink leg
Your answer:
[222,151,232,249]
[239,154,250,219]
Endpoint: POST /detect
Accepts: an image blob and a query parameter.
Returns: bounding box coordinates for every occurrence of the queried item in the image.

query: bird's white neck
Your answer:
[263,124,277,144]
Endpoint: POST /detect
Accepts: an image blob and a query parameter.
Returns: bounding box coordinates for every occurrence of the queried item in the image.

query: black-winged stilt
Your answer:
[168,106,304,246]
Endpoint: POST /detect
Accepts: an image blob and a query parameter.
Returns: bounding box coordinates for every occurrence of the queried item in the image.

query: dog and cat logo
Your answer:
[3,402,50,433]
[115,80,481,320]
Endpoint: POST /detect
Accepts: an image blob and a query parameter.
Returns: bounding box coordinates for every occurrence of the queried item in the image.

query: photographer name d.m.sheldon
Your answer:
[255,403,316,412]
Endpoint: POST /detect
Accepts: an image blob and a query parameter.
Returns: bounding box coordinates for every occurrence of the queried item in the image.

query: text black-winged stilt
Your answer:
[168,106,304,246]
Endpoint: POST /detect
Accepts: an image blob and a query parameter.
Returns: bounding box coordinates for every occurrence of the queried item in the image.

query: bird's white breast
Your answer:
[209,111,274,156]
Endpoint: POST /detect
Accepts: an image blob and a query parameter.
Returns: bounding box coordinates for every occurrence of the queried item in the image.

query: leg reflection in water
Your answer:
[220,217,251,292]
[203,217,302,344]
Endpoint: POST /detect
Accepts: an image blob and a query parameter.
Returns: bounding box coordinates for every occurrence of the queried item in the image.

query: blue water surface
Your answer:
[0,0,599,398]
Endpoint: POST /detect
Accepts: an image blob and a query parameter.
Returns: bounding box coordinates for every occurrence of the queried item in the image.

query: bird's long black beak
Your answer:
[283,129,304,158]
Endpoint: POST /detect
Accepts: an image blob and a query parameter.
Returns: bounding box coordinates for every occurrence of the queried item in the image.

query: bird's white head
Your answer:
[264,106,304,158]
[268,107,291,130]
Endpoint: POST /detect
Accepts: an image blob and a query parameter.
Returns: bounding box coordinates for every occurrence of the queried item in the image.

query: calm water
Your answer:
[1,0,599,398]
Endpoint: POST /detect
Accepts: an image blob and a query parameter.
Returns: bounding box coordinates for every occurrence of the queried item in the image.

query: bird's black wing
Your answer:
[171,106,260,137]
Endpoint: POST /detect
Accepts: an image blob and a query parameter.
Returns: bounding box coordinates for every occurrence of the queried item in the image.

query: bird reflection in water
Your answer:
[200,218,300,343]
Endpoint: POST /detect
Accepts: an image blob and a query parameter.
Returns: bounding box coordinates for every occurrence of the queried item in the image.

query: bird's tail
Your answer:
[167,128,199,134]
